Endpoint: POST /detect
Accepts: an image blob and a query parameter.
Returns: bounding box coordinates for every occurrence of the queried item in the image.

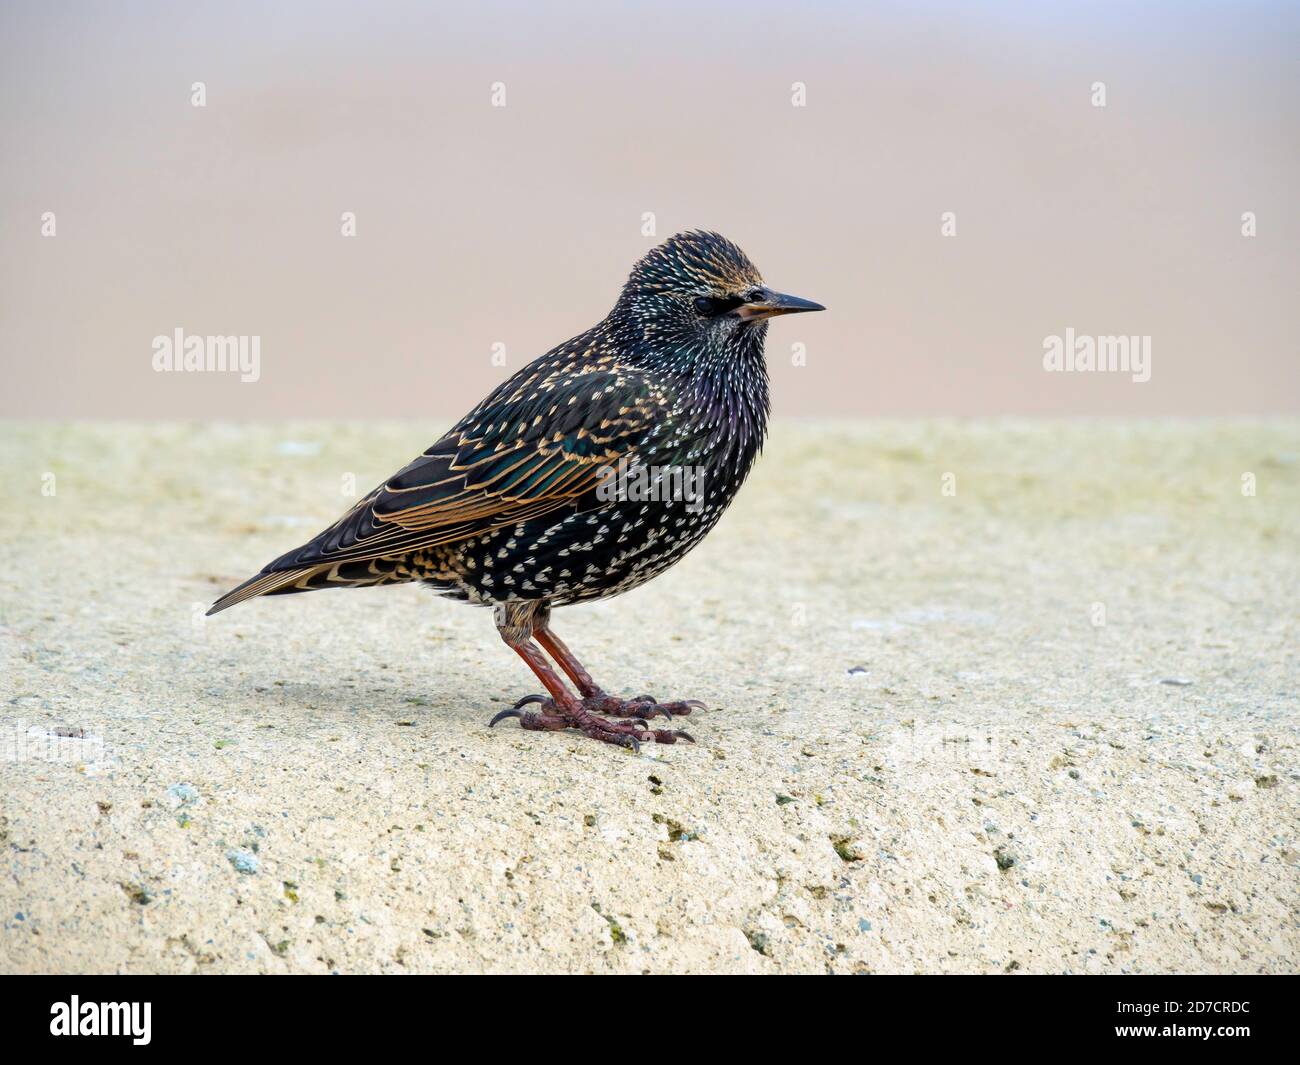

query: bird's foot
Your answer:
[489,692,698,750]
[580,690,703,721]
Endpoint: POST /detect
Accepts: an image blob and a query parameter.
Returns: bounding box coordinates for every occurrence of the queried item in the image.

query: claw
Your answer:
[645,728,694,745]
[513,693,549,710]
[638,703,681,721]
[683,700,706,710]
[489,708,522,728]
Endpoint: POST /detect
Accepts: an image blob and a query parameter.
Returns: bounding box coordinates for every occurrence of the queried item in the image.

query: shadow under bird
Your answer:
[210,231,824,749]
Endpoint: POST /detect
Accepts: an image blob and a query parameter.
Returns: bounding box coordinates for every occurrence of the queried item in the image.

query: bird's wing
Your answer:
[248,365,673,579]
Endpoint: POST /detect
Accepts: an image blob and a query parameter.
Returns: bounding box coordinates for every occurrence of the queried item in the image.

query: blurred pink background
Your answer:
[1,0,1296,418]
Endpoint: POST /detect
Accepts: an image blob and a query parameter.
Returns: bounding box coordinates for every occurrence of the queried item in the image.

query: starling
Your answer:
[209,231,824,749]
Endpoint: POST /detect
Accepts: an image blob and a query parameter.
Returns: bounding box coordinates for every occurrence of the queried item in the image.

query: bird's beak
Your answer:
[734,290,826,321]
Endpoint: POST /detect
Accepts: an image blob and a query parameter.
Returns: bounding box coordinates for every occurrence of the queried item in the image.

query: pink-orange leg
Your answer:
[533,626,702,724]
[489,637,693,749]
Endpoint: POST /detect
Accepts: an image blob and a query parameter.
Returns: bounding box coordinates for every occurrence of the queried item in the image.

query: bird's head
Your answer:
[614,231,824,355]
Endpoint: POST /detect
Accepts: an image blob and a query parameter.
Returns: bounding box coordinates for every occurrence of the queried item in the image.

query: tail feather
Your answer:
[207,556,415,615]
[206,568,325,615]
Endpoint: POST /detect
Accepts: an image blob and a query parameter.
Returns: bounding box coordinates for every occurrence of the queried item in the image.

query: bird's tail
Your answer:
[207,556,417,616]
[206,566,330,615]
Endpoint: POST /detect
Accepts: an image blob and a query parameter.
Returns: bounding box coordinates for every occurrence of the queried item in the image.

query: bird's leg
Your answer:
[486,603,689,749]
[532,626,601,698]
[491,639,694,750]
[535,622,704,724]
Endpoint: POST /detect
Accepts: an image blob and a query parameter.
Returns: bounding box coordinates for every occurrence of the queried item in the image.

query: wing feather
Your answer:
[252,365,666,576]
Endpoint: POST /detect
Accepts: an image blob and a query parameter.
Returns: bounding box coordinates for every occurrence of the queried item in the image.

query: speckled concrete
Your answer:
[1,420,1297,973]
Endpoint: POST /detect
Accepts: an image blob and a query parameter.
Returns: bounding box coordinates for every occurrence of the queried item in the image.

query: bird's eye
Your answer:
[746,289,766,303]
[693,295,746,317]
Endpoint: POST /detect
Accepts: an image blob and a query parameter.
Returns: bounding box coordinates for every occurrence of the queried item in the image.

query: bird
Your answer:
[209,231,824,750]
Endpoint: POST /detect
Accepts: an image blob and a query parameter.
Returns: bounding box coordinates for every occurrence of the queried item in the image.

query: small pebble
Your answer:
[227,849,260,875]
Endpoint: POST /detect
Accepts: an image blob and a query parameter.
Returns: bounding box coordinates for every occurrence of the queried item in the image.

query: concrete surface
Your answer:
[1,419,1297,973]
